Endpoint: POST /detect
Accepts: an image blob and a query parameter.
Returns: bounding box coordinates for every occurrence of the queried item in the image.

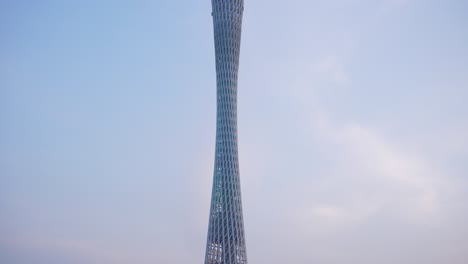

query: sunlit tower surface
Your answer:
[204,1,247,264]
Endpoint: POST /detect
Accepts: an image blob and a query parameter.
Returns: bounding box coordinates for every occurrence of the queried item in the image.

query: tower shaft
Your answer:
[204,1,247,264]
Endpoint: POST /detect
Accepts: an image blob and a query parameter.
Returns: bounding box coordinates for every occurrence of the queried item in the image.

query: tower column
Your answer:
[204,1,247,264]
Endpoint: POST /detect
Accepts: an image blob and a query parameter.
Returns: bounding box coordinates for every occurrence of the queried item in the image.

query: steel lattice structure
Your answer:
[204,1,247,264]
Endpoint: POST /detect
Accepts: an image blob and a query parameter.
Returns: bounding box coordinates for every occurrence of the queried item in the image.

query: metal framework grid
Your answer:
[204,1,247,264]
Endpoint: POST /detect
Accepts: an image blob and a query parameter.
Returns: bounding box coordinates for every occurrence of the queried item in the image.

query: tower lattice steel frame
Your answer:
[204,1,247,264]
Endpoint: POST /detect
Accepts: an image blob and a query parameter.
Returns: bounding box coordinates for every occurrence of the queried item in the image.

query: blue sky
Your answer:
[1,0,467,263]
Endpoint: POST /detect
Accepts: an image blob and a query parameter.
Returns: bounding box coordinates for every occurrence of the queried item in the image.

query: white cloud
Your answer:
[341,123,440,212]
[308,114,450,225]
[314,55,351,86]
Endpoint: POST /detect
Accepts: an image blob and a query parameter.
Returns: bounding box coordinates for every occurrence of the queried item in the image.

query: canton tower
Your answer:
[204,1,248,264]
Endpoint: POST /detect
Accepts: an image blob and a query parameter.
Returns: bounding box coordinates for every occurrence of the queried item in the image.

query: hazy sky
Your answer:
[1,0,467,263]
